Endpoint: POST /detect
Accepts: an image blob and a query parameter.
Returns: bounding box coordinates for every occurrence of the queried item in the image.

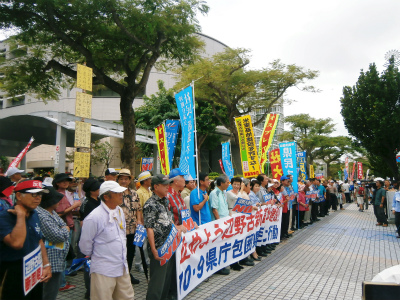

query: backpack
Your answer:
[358,187,364,195]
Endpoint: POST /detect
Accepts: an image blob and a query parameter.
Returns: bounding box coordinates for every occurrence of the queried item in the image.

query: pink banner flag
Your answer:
[357,162,363,179]
[8,137,34,170]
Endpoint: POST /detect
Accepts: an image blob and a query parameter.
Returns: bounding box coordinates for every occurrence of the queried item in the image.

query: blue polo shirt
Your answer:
[190,188,212,225]
[0,208,43,261]
[318,185,326,201]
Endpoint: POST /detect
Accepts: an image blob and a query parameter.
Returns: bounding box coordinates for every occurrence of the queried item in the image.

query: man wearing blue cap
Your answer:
[167,168,190,225]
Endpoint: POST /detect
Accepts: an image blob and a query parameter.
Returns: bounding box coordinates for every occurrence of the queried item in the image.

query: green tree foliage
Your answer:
[280,113,361,177]
[280,114,335,164]
[135,80,222,169]
[174,48,319,144]
[341,59,400,179]
[0,0,209,175]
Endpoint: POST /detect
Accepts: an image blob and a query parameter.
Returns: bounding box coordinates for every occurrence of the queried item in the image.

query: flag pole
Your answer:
[191,81,201,225]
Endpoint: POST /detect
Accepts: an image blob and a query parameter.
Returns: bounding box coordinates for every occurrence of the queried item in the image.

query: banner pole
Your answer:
[191,81,201,225]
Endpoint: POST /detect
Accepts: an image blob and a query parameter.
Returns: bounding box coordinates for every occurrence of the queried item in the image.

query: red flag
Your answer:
[350,162,356,181]
[218,159,226,175]
[8,137,34,170]
[357,162,363,179]
[270,148,283,180]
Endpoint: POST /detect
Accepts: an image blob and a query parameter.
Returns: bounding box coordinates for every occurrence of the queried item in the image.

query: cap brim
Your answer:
[110,186,127,193]
[24,188,49,193]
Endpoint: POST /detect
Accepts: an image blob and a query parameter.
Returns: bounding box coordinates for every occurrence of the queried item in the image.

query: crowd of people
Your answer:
[1,165,399,300]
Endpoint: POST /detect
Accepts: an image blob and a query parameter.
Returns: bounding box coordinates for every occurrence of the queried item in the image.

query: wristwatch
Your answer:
[43,263,51,268]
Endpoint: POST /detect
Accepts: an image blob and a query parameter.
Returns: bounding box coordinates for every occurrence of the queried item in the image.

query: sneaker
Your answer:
[130,274,140,284]
[59,284,76,292]
[288,230,294,234]
[382,224,388,227]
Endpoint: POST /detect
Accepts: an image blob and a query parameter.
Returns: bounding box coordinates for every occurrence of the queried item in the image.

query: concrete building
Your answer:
[0,33,229,176]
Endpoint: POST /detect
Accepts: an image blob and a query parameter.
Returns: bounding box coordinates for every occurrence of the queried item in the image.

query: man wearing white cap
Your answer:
[6,166,24,184]
[104,168,119,181]
[79,181,134,300]
[136,171,153,208]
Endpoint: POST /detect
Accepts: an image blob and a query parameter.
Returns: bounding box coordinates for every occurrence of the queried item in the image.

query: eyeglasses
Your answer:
[22,192,43,198]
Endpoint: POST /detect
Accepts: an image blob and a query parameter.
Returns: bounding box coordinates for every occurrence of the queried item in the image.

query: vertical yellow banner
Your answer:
[74,121,91,148]
[310,165,315,178]
[73,152,90,178]
[155,124,170,175]
[77,64,93,91]
[235,115,260,178]
[75,92,92,118]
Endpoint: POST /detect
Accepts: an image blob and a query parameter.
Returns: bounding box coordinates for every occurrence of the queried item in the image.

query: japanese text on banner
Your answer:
[270,148,283,180]
[175,86,196,179]
[74,121,91,148]
[133,224,147,247]
[76,64,93,91]
[75,92,92,119]
[279,142,298,193]
[176,206,282,300]
[158,224,181,266]
[231,197,253,214]
[73,152,90,178]
[357,162,363,180]
[259,114,280,172]
[221,141,234,180]
[235,115,260,178]
[23,246,42,296]
[155,124,170,175]
[296,151,308,180]
[165,120,180,170]
[141,157,154,172]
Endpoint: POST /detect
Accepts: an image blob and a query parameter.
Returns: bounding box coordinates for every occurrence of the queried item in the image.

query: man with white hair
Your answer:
[6,167,24,184]
[79,181,134,300]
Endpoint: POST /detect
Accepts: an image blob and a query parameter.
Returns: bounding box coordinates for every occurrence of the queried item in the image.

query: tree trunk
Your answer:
[384,154,400,181]
[120,94,136,177]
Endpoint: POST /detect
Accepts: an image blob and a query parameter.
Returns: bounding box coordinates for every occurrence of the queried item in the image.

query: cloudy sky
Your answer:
[197,0,400,136]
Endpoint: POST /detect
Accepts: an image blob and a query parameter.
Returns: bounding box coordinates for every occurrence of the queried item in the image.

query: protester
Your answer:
[297,180,309,228]
[37,186,70,300]
[143,174,187,300]
[181,174,196,211]
[209,175,232,274]
[167,168,190,224]
[391,182,400,238]
[104,168,119,181]
[79,181,135,300]
[317,179,327,217]
[226,177,242,215]
[280,176,292,239]
[136,171,153,208]
[256,174,269,203]
[0,176,14,211]
[327,180,338,212]
[53,173,79,291]
[79,178,102,300]
[190,172,212,225]
[342,180,351,203]
[356,182,365,212]
[117,168,142,285]
[0,180,51,299]
[5,166,24,184]
[374,179,388,227]
[135,171,152,273]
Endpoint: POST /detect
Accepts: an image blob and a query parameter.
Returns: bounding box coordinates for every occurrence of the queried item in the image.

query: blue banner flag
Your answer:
[157,224,182,266]
[165,120,180,170]
[279,142,298,193]
[222,141,234,180]
[296,151,308,180]
[175,86,196,180]
[181,209,196,232]
[133,224,147,247]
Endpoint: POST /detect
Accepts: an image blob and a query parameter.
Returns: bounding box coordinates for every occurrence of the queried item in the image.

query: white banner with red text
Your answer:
[176,205,282,299]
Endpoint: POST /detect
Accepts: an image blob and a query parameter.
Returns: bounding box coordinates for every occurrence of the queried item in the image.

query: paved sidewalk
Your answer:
[57,203,400,300]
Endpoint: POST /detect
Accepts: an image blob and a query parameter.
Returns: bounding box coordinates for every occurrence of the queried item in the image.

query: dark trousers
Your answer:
[281,211,290,237]
[311,202,319,221]
[126,234,136,272]
[43,272,62,300]
[1,259,43,300]
[375,205,388,224]
[395,212,400,235]
[291,205,298,229]
[147,251,175,300]
[330,194,338,211]
[345,193,351,203]
[299,211,305,226]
